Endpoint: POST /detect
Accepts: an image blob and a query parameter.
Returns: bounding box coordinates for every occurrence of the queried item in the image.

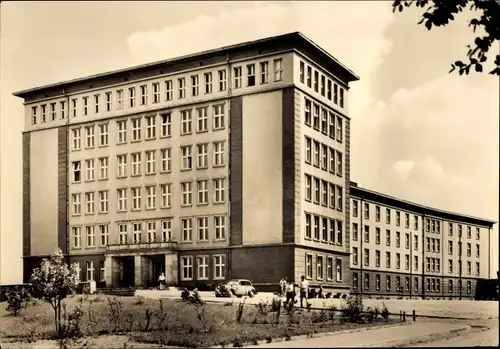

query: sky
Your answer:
[0,1,498,284]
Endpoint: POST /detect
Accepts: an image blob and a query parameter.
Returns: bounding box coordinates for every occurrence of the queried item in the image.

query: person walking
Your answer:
[279,277,287,297]
[158,272,166,290]
[285,279,295,311]
[299,276,309,308]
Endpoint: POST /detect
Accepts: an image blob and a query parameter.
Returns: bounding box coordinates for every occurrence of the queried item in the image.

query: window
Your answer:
[312,216,319,240]
[313,178,320,203]
[364,203,370,220]
[181,110,192,135]
[260,61,269,84]
[102,92,111,112]
[178,77,186,99]
[336,116,343,142]
[197,180,209,205]
[165,80,173,101]
[414,278,419,292]
[145,115,156,139]
[160,148,171,173]
[99,124,108,146]
[396,253,401,269]
[321,217,328,241]
[336,185,343,211]
[218,69,227,91]
[83,261,94,282]
[117,120,127,144]
[247,64,256,86]
[320,75,325,96]
[213,141,225,166]
[82,98,88,116]
[364,225,370,243]
[467,226,472,239]
[196,143,209,169]
[396,231,401,247]
[306,66,312,87]
[118,224,128,244]
[467,261,472,275]
[86,226,95,247]
[85,192,95,214]
[376,275,381,291]
[131,118,141,141]
[234,66,242,88]
[314,71,319,92]
[426,257,431,272]
[181,218,193,242]
[93,94,101,114]
[352,200,359,218]
[385,208,391,224]
[414,255,419,271]
[458,225,463,237]
[405,254,410,270]
[414,234,419,250]
[160,184,172,208]
[467,243,471,257]
[117,188,127,212]
[116,154,127,177]
[364,248,369,266]
[426,278,431,292]
[376,250,380,267]
[181,145,192,170]
[313,104,320,129]
[352,223,358,241]
[146,186,156,209]
[364,274,370,290]
[204,72,213,94]
[131,187,141,210]
[131,152,141,176]
[405,233,410,249]
[304,174,312,201]
[476,244,480,258]
[467,281,472,294]
[181,182,193,206]
[304,99,311,126]
[191,75,199,96]
[72,227,81,248]
[386,275,391,291]
[213,104,225,130]
[427,237,431,252]
[448,241,453,254]
[316,256,324,280]
[336,221,343,245]
[476,227,480,240]
[161,113,171,137]
[152,82,160,104]
[305,213,312,239]
[405,213,410,228]
[161,219,172,241]
[197,256,209,280]
[213,178,225,204]
[31,106,38,124]
[321,180,328,206]
[98,190,108,213]
[375,206,381,222]
[72,128,81,150]
[353,273,359,290]
[181,257,193,280]
[72,193,81,216]
[329,219,336,243]
[214,255,226,280]
[145,150,156,174]
[115,89,124,110]
[405,276,410,291]
[147,221,156,242]
[476,262,480,276]
[128,87,136,107]
[336,151,343,175]
[305,137,312,163]
[299,61,305,83]
[60,101,66,119]
[197,107,208,132]
[71,99,78,117]
[305,254,313,279]
[274,58,283,81]
[99,224,108,246]
[197,217,209,241]
[85,126,95,148]
[375,228,381,244]
[339,88,344,108]
[414,215,419,230]
[72,161,82,183]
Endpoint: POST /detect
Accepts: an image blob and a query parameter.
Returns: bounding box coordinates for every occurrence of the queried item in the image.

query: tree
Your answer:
[29,248,80,334]
[393,0,500,76]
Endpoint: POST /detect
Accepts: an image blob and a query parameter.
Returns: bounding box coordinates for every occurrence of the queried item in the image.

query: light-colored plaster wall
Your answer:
[30,128,59,256]
[241,90,283,245]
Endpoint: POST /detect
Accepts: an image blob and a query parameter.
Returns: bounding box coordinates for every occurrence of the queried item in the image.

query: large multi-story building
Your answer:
[349,183,495,299]
[14,32,359,293]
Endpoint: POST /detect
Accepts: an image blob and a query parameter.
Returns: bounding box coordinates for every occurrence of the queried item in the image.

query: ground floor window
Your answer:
[436,279,440,293]
[197,256,208,280]
[448,280,453,292]
[305,254,313,279]
[364,274,369,290]
[376,274,380,291]
[99,260,105,282]
[326,257,333,281]
[336,258,342,282]
[405,276,410,291]
[316,256,324,280]
[214,254,226,280]
[181,256,193,280]
[414,277,419,292]
[353,272,358,289]
[386,275,391,291]
[467,280,472,294]
[86,261,95,281]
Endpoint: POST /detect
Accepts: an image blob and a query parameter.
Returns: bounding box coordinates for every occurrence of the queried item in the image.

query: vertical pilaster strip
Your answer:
[22,132,31,258]
[293,89,302,244]
[58,126,68,255]
[344,118,351,264]
[229,97,243,246]
[282,87,295,244]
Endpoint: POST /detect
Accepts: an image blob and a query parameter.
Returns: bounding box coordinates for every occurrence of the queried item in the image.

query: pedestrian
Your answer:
[299,276,309,308]
[279,277,286,297]
[158,272,166,290]
[285,279,295,311]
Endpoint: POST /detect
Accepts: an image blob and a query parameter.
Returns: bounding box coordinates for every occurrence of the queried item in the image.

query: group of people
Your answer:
[278,276,314,308]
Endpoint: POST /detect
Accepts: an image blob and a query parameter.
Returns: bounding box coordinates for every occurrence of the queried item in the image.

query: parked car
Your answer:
[224,279,257,298]
[214,284,232,297]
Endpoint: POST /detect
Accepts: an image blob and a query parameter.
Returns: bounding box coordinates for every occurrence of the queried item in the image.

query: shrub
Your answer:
[106,297,124,333]
[5,286,31,316]
[59,303,84,339]
[341,294,363,323]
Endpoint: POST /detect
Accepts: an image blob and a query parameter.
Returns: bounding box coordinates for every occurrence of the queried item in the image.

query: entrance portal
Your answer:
[147,255,166,288]
[118,256,135,288]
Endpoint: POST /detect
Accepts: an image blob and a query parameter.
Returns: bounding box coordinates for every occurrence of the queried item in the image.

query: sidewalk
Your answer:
[243,321,471,348]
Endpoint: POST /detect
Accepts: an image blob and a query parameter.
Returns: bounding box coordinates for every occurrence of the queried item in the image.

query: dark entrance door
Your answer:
[119,257,135,288]
[150,255,165,287]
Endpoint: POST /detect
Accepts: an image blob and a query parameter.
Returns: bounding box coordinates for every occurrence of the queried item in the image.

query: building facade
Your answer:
[15,32,359,293]
[350,183,495,299]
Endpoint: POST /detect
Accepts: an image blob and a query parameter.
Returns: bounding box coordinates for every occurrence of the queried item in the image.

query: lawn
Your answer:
[0,294,398,348]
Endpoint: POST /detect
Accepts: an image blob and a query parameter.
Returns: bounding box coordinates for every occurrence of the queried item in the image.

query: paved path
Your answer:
[243,321,471,348]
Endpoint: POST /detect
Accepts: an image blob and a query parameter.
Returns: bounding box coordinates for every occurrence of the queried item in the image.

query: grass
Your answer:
[0,294,397,348]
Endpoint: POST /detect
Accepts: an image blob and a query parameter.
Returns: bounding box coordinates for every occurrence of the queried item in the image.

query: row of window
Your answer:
[304,174,344,211]
[304,212,344,245]
[303,98,344,142]
[447,241,481,258]
[352,201,483,240]
[75,260,105,282]
[304,253,343,282]
[71,179,226,215]
[304,137,343,176]
[299,61,345,109]
[71,141,225,183]
[30,59,284,125]
[353,224,423,250]
[71,215,228,248]
[71,106,226,151]
[180,254,226,281]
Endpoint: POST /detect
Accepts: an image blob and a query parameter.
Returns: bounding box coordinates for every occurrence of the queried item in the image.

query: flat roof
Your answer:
[13,31,360,100]
[350,182,496,228]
